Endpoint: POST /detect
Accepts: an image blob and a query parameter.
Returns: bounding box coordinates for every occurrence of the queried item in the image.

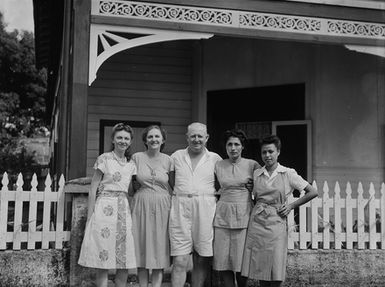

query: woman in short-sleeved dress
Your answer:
[213,129,260,287]
[78,123,137,287]
[241,135,318,287]
[131,125,174,287]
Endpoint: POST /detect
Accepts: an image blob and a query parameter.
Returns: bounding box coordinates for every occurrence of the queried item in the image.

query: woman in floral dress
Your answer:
[78,123,137,287]
[131,125,174,287]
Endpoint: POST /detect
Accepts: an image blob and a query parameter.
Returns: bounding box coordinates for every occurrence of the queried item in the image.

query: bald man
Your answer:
[169,122,222,287]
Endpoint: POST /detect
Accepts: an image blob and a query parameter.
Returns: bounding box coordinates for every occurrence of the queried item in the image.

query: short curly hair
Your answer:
[141,125,167,151]
[110,123,134,160]
[260,134,281,151]
[223,129,248,147]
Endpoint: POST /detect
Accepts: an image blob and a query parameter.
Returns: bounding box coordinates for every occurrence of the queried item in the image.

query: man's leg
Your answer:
[171,254,191,287]
[191,251,211,287]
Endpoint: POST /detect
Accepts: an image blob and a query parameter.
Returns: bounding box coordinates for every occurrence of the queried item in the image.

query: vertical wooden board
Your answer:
[345,182,353,249]
[0,173,9,250]
[299,190,307,249]
[368,183,377,249]
[28,174,38,249]
[42,175,52,249]
[381,183,385,249]
[12,173,25,250]
[287,193,295,249]
[13,192,23,250]
[55,175,66,249]
[334,182,341,249]
[357,182,365,249]
[322,181,330,249]
[311,181,318,249]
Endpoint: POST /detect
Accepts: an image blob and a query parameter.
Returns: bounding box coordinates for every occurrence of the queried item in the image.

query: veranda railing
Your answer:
[0,172,384,250]
[0,172,70,250]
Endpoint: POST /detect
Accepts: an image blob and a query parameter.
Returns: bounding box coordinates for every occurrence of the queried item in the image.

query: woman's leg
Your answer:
[137,268,149,287]
[95,269,108,287]
[270,281,282,287]
[219,271,235,287]
[235,272,248,287]
[115,269,129,287]
[151,269,164,287]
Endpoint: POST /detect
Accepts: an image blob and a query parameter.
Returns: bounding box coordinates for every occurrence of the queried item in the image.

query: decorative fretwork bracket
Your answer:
[89,24,213,85]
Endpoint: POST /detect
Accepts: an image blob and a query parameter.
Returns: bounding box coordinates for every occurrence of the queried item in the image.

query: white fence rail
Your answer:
[0,172,70,250]
[288,181,385,250]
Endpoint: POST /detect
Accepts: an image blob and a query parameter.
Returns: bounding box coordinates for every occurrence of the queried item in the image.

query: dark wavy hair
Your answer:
[223,129,248,148]
[110,122,134,160]
[142,125,167,151]
[260,134,281,151]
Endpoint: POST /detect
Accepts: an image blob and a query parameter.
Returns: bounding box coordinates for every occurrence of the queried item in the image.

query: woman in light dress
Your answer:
[213,129,260,287]
[78,123,137,287]
[241,135,318,287]
[131,125,174,287]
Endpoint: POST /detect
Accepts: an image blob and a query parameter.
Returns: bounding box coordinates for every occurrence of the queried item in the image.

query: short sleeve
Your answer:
[168,156,175,172]
[214,152,222,162]
[252,160,261,170]
[131,161,137,176]
[287,168,308,191]
[214,161,219,174]
[93,154,107,173]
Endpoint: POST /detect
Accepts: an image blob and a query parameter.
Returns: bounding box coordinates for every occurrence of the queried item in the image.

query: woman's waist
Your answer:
[219,190,250,202]
[97,190,127,197]
[135,188,170,196]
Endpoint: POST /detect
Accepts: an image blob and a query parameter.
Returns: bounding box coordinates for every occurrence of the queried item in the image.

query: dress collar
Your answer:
[255,163,287,177]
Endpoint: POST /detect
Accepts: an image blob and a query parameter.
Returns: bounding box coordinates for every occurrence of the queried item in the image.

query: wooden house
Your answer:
[33,0,385,190]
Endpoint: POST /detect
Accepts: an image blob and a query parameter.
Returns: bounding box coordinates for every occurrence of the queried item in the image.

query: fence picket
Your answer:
[381,183,385,249]
[322,181,330,249]
[55,175,66,249]
[287,193,295,249]
[42,174,52,249]
[311,181,319,249]
[368,183,377,249]
[357,182,365,249]
[0,172,9,249]
[27,174,38,249]
[345,182,353,249]
[299,190,307,249]
[13,173,24,250]
[334,182,342,249]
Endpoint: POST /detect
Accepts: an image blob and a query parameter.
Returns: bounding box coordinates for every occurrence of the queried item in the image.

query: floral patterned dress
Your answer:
[78,152,137,269]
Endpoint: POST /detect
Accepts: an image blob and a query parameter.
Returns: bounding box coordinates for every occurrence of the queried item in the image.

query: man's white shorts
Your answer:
[169,194,216,257]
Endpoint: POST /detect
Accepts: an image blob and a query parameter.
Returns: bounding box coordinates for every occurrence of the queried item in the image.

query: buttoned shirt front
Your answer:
[253,164,308,199]
[172,148,222,196]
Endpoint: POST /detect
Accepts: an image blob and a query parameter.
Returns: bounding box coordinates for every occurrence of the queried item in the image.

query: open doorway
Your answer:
[207,83,307,178]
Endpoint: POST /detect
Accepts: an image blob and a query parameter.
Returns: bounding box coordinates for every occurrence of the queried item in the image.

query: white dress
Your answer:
[78,152,137,269]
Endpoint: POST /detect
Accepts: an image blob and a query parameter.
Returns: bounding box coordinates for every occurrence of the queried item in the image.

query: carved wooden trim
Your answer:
[91,0,385,40]
[88,24,213,85]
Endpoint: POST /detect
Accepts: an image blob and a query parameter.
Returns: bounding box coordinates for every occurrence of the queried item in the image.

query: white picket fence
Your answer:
[0,172,384,250]
[287,181,385,250]
[0,172,70,250]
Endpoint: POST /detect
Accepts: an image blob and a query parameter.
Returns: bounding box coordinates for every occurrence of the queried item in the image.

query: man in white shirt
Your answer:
[169,122,222,287]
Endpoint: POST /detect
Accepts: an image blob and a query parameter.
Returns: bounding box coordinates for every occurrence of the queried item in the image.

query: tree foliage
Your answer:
[0,12,48,177]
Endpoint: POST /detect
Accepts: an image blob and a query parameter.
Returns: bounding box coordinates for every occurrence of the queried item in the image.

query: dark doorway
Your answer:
[207,83,306,168]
